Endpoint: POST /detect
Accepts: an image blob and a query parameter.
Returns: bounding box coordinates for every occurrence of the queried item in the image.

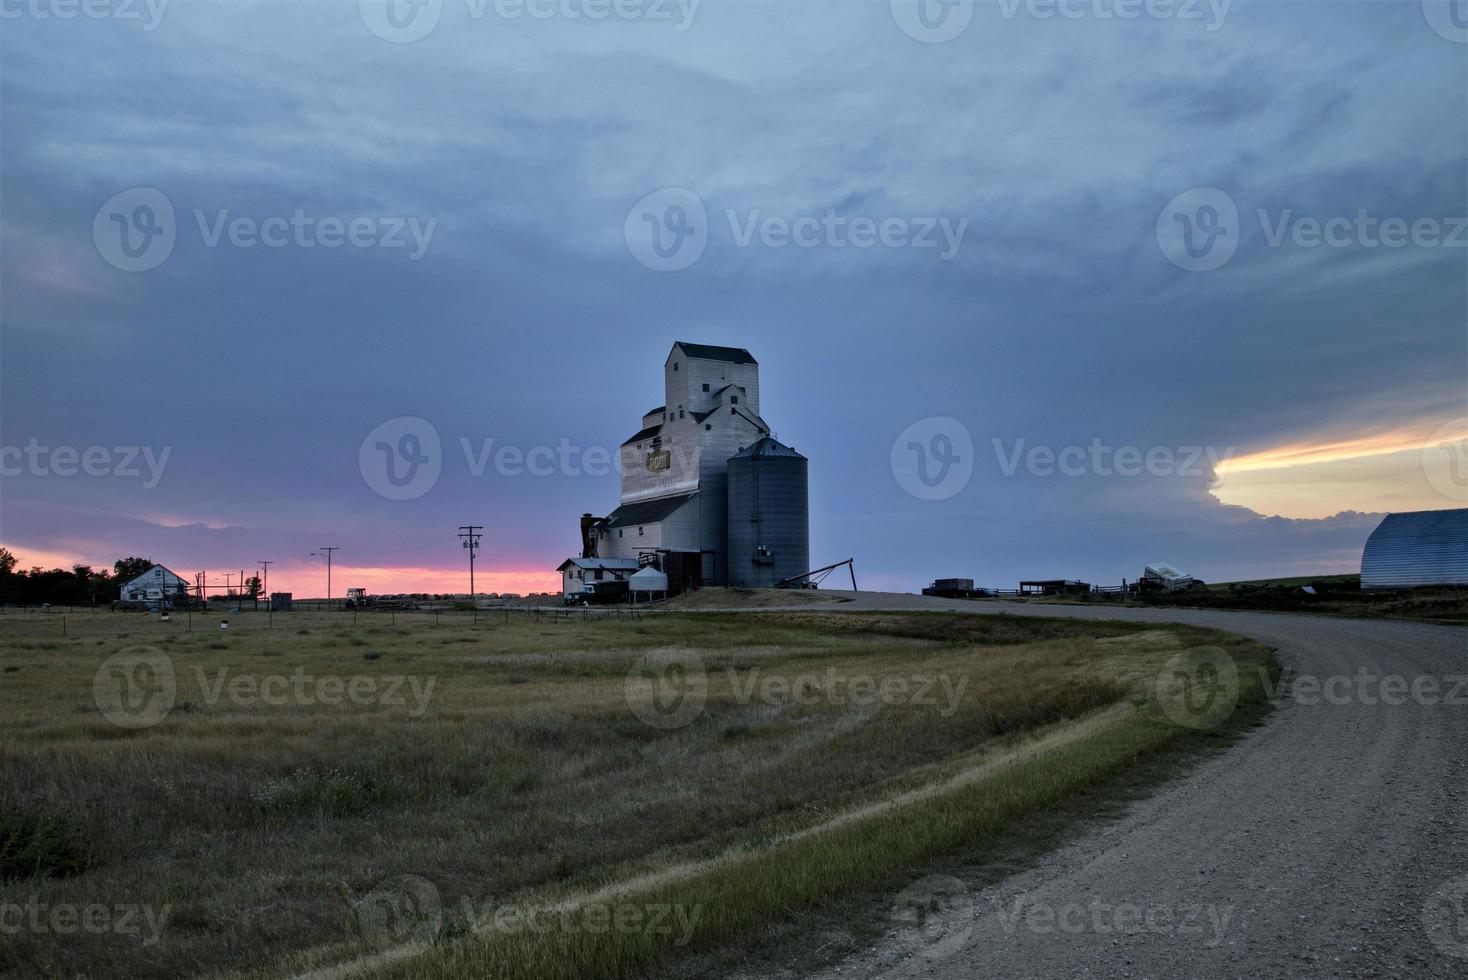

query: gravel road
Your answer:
[736,593,1468,979]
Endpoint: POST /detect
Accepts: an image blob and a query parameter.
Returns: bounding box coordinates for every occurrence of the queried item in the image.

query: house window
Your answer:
[618,529,623,538]
[679,410,684,419]
[638,526,644,536]
[730,395,738,404]
[673,362,679,371]
[702,383,710,392]
[705,424,712,431]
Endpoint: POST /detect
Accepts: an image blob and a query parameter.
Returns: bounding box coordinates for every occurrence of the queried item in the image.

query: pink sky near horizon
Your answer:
[0,542,559,597]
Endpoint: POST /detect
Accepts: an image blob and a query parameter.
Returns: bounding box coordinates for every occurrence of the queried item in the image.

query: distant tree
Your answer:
[245,576,262,599]
[0,548,16,576]
[112,557,154,582]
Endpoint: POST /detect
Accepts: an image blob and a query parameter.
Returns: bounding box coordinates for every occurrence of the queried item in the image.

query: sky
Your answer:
[1,0,1466,596]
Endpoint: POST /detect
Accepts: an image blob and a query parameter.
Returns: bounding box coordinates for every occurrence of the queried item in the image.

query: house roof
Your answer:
[124,564,189,587]
[604,491,698,529]
[622,424,663,446]
[673,342,757,365]
[557,557,641,572]
[730,436,805,460]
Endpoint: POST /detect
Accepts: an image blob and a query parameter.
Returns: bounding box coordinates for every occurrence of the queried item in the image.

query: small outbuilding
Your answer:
[1361,508,1468,589]
[1142,563,1195,591]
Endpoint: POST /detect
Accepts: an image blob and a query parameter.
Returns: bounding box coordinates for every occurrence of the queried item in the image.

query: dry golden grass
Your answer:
[0,607,1272,979]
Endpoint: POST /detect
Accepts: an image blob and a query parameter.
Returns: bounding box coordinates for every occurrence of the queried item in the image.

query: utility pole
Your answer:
[258,561,273,611]
[458,525,483,600]
[311,548,339,606]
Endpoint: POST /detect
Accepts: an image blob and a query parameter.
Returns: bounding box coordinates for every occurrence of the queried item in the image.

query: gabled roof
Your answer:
[672,342,757,365]
[604,491,698,529]
[622,424,663,446]
[124,564,189,586]
[557,557,641,572]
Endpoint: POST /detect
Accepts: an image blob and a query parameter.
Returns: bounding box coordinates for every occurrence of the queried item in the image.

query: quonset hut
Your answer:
[568,343,809,593]
[1361,508,1468,589]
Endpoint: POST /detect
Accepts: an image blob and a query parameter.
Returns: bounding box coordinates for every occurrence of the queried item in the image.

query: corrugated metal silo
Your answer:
[1361,508,1468,588]
[727,437,809,588]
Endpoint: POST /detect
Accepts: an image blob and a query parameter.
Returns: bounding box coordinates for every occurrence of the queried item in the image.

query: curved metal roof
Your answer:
[1361,508,1468,589]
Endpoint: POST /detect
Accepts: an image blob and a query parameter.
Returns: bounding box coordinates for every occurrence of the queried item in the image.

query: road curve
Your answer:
[745,593,1468,979]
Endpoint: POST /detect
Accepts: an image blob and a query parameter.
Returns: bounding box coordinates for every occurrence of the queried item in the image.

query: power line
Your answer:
[311,547,339,601]
[458,525,483,599]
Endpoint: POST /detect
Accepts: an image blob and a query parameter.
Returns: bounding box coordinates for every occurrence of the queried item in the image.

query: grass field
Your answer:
[0,607,1276,979]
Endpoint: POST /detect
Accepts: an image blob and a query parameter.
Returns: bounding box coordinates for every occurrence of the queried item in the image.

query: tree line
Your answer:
[0,551,230,606]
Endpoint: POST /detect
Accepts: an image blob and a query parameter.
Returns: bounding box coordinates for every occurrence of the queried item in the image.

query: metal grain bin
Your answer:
[1361,508,1468,589]
[727,437,809,588]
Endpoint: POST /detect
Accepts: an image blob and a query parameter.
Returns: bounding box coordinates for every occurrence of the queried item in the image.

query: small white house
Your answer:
[120,564,191,604]
[557,558,640,601]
